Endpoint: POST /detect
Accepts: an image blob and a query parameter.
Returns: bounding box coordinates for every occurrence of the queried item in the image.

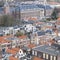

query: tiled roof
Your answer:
[0,38,11,44]
[18,35,27,39]
[27,17,37,21]
[0,39,10,44]
[6,49,17,55]
[28,44,36,49]
[9,56,18,60]
[0,35,13,44]
[12,48,20,52]
[6,48,20,55]
[57,17,60,20]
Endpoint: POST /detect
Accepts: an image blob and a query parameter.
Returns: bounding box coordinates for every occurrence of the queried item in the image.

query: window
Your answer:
[46,54,48,59]
[50,55,53,60]
[35,51,37,56]
[32,50,34,55]
[20,51,21,53]
[2,45,6,47]
[54,56,56,60]
[43,53,45,58]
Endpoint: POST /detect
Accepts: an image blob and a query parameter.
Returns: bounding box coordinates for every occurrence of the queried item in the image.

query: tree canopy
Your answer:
[51,8,58,20]
[0,1,4,7]
[0,15,16,27]
[15,31,24,37]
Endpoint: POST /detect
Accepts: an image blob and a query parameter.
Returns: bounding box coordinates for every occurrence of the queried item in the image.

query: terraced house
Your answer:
[32,44,60,60]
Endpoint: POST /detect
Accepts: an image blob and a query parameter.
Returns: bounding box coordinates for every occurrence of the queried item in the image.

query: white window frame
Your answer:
[43,53,45,58]
[50,55,53,60]
[32,50,34,55]
[54,56,56,60]
[46,54,49,59]
[35,51,37,56]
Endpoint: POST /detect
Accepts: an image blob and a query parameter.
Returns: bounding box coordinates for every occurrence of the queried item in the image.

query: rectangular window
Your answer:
[32,50,34,55]
[43,53,45,58]
[46,54,48,59]
[54,56,56,60]
[50,55,53,60]
[35,51,37,56]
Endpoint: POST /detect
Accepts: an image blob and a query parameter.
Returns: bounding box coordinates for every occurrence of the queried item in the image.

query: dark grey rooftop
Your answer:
[32,45,60,56]
[54,36,60,41]
[37,31,45,36]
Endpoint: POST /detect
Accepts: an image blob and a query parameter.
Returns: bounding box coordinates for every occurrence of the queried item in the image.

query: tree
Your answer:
[51,8,58,20]
[15,31,24,37]
[0,15,16,26]
[0,1,4,7]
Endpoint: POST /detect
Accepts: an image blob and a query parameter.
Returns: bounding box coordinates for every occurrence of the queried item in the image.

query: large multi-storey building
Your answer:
[13,3,53,21]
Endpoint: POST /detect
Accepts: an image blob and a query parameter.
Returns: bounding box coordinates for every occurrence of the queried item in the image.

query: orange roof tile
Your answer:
[33,56,43,60]
[27,17,37,21]
[6,49,17,55]
[0,38,11,44]
[6,48,20,55]
[28,44,36,49]
[49,40,55,44]
[9,56,18,60]
[57,17,60,20]
[18,35,27,39]
[12,48,20,52]
[0,35,14,44]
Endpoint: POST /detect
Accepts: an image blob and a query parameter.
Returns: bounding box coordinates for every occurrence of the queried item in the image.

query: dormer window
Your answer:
[20,51,21,53]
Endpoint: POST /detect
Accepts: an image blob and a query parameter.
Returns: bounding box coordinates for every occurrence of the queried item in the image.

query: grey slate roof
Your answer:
[32,45,60,56]
[37,31,45,36]
[54,36,60,41]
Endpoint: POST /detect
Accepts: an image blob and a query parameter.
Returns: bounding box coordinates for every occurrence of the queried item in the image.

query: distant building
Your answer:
[4,2,10,14]
[2,0,14,2]
[13,4,44,21]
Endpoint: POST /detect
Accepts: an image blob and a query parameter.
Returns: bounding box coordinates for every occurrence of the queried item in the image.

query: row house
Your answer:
[32,44,60,60]
[18,35,30,48]
[31,31,55,45]
[31,30,45,45]
[6,47,26,60]
[5,35,30,48]
[6,36,19,48]
[0,36,12,54]
[13,3,44,21]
